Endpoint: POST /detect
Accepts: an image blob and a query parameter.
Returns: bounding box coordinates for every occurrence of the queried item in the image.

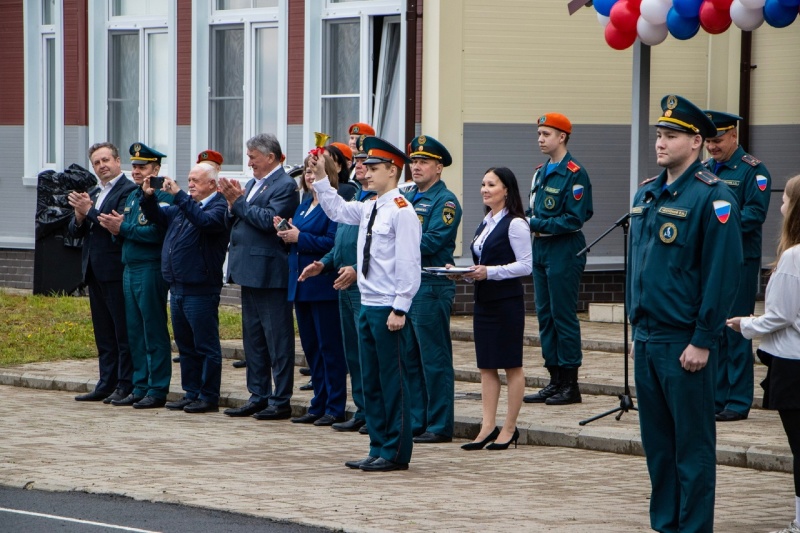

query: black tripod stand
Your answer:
[578,212,637,426]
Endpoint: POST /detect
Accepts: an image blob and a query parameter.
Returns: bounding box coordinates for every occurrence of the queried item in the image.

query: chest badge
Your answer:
[544,196,556,210]
[572,184,584,201]
[713,200,731,224]
[757,175,768,192]
[418,214,424,225]
[660,222,677,244]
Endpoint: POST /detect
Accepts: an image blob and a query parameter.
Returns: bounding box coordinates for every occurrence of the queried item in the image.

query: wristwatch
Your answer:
[391,308,406,317]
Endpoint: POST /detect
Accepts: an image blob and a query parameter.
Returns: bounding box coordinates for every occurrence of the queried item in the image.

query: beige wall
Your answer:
[751,25,800,126]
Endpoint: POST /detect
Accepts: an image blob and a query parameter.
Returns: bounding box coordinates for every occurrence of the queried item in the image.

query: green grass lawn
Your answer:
[0,290,242,367]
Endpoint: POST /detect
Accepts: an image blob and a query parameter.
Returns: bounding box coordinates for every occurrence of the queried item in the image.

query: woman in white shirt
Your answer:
[728,174,800,533]
[452,167,532,451]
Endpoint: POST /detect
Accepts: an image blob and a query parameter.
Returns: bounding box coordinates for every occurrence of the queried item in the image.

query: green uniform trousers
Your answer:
[635,339,716,533]
[359,305,413,465]
[532,232,586,368]
[715,257,759,416]
[407,280,455,437]
[339,285,366,422]
[123,264,171,400]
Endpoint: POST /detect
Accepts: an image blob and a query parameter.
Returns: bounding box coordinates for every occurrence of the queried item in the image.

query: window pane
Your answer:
[147,32,169,155]
[255,27,278,137]
[322,97,358,143]
[210,27,244,169]
[216,0,278,9]
[42,0,55,25]
[112,0,168,16]
[108,32,140,156]
[45,37,56,164]
[375,22,401,142]
[322,20,359,95]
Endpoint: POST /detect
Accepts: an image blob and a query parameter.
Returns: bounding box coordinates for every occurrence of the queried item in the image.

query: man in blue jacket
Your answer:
[140,160,231,413]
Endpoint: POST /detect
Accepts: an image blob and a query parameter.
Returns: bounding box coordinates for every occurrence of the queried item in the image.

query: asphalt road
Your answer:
[0,486,331,533]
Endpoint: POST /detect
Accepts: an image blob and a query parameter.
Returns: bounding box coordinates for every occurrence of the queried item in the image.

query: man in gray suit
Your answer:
[219,134,299,420]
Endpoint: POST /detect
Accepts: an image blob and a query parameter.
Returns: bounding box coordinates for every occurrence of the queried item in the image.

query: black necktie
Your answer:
[362,204,378,278]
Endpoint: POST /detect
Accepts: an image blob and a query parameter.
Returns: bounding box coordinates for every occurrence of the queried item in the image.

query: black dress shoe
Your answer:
[291,412,322,424]
[74,390,110,402]
[165,397,195,411]
[224,401,268,417]
[332,417,366,432]
[299,367,311,376]
[111,393,143,406]
[299,380,313,391]
[172,355,180,363]
[252,405,292,420]
[184,400,219,413]
[103,389,127,404]
[345,456,377,469]
[413,432,453,444]
[359,425,369,435]
[314,414,344,426]
[231,359,246,368]
[359,457,409,472]
[133,396,167,409]
[716,409,747,422]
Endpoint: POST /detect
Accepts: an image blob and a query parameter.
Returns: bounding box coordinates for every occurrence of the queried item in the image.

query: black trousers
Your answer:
[779,409,800,496]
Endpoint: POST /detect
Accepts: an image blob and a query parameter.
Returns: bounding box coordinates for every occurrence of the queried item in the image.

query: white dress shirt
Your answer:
[313,177,421,311]
[472,208,533,280]
[246,166,281,202]
[94,174,125,210]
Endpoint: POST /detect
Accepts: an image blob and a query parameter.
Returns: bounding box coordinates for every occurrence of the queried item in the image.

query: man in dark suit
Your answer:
[218,134,299,420]
[68,142,137,403]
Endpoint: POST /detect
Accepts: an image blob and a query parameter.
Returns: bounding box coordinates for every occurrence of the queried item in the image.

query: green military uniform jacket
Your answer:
[702,145,771,259]
[119,188,173,266]
[528,152,593,234]
[627,161,743,348]
[404,180,462,278]
[320,183,376,273]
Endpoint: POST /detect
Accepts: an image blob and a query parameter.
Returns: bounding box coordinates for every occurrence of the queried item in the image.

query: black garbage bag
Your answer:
[35,164,98,240]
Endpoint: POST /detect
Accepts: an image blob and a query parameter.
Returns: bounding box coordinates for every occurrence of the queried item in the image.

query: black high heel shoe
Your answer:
[486,428,519,450]
[461,427,501,451]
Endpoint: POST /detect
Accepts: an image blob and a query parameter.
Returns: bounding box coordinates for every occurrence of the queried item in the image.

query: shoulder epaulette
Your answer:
[742,153,761,167]
[567,161,581,173]
[639,176,658,186]
[535,163,544,170]
[394,196,409,208]
[695,170,720,186]
[702,157,714,167]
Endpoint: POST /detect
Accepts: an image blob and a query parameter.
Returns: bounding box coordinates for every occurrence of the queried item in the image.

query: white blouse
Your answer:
[473,208,533,281]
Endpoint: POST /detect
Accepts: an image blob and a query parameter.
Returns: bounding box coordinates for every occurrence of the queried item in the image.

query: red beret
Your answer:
[537,113,572,135]
[330,142,353,161]
[348,123,375,136]
[197,150,224,166]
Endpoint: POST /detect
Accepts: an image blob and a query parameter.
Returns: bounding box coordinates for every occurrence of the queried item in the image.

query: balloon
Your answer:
[598,12,612,26]
[739,0,766,7]
[667,7,702,38]
[641,0,673,23]
[764,0,799,25]
[595,0,619,16]
[673,0,704,17]
[730,0,766,29]
[709,0,734,9]
[777,0,800,6]
[610,0,641,33]
[637,16,670,44]
[699,1,733,32]
[605,22,638,49]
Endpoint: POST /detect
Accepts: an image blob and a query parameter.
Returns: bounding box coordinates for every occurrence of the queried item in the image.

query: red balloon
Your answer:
[709,0,733,10]
[699,1,732,33]
[610,0,640,34]
[605,22,638,50]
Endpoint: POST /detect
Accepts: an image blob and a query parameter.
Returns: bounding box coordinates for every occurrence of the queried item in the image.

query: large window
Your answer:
[321,20,360,141]
[40,0,61,169]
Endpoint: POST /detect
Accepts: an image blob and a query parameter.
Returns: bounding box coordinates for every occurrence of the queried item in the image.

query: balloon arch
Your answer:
[595,0,800,50]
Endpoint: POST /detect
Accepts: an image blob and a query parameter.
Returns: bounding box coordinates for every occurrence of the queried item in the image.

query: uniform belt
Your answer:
[534,229,580,238]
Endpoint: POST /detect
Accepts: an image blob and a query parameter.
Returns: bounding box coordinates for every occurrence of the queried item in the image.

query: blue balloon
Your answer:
[673,0,703,18]
[764,0,799,27]
[667,8,701,40]
[594,0,618,17]
[778,0,800,8]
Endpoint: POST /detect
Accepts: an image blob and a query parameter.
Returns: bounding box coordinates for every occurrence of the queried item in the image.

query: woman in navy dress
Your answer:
[275,155,347,426]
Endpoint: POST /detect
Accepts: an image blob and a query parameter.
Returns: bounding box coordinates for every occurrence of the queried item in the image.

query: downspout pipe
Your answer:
[739,31,755,152]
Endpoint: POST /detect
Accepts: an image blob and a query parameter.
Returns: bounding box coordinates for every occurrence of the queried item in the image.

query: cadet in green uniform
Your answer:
[703,110,772,422]
[629,95,743,533]
[403,135,462,444]
[523,113,592,406]
[97,143,173,408]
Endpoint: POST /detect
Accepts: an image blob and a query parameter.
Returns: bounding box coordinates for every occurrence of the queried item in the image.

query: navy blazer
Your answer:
[287,197,338,302]
[68,175,137,283]
[226,166,300,289]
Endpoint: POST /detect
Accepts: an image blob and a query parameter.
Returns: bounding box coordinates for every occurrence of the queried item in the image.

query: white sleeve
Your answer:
[392,207,422,311]
[741,269,800,339]
[312,178,364,226]
[486,217,533,280]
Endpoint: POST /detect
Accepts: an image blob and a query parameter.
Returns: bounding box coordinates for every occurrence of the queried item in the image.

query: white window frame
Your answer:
[305,0,405,153]
[88,2,177,176]
[192,2,288,179]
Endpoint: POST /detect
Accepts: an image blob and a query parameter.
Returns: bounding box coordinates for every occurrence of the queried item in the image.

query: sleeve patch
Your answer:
[567,161,581,173]
[742,154,761,167]
[394,196,409,208]
[695,171,720,186]
[444,200,457,209]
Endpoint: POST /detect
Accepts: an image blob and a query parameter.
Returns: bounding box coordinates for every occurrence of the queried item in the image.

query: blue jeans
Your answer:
[170,291,222,404]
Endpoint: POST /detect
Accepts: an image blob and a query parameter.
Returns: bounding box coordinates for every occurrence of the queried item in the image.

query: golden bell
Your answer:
[313,132,330,149]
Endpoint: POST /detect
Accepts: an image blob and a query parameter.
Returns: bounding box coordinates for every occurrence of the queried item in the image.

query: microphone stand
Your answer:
[578,212,637,425]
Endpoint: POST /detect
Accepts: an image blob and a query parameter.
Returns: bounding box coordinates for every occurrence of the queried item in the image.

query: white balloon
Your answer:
[637,17,669,46]
[739,0,766,8]
[731,0,765,30]
[640,0,672,25]
[597,12,611,27]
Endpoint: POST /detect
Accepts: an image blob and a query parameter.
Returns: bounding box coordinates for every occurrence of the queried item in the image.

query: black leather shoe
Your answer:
[716,409,747,422]
[133,396,166,409]
[299,367,311,376]
[359,425,369,435]
[413,432,453,444]
[224,401,268,417]
[231,359,246,368]
[165,397,195,411]
[523,382,560,403]
[291,412,322,424]
[332,417,366,432]
[252,405,292,420]
[545,382,582,405]
[184,400,219,413]
[103,389,127,404]
[314,414,344,426]
[359,457,409,472]
[299,380,313,391]
[75,390,110,402]
[345,456,377,469]
[111,393,143,406]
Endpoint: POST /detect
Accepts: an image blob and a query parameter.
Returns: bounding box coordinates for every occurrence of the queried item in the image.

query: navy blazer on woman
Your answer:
[287,196,338,302]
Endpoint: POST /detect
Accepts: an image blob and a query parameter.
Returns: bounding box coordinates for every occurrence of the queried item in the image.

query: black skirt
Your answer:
[759,349,800,410]
[473,295,525,370]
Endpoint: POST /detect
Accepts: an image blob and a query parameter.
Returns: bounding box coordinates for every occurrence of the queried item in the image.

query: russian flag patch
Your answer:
[713,200,731,224]
[572,184,584,201]
[756,175,768,192]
